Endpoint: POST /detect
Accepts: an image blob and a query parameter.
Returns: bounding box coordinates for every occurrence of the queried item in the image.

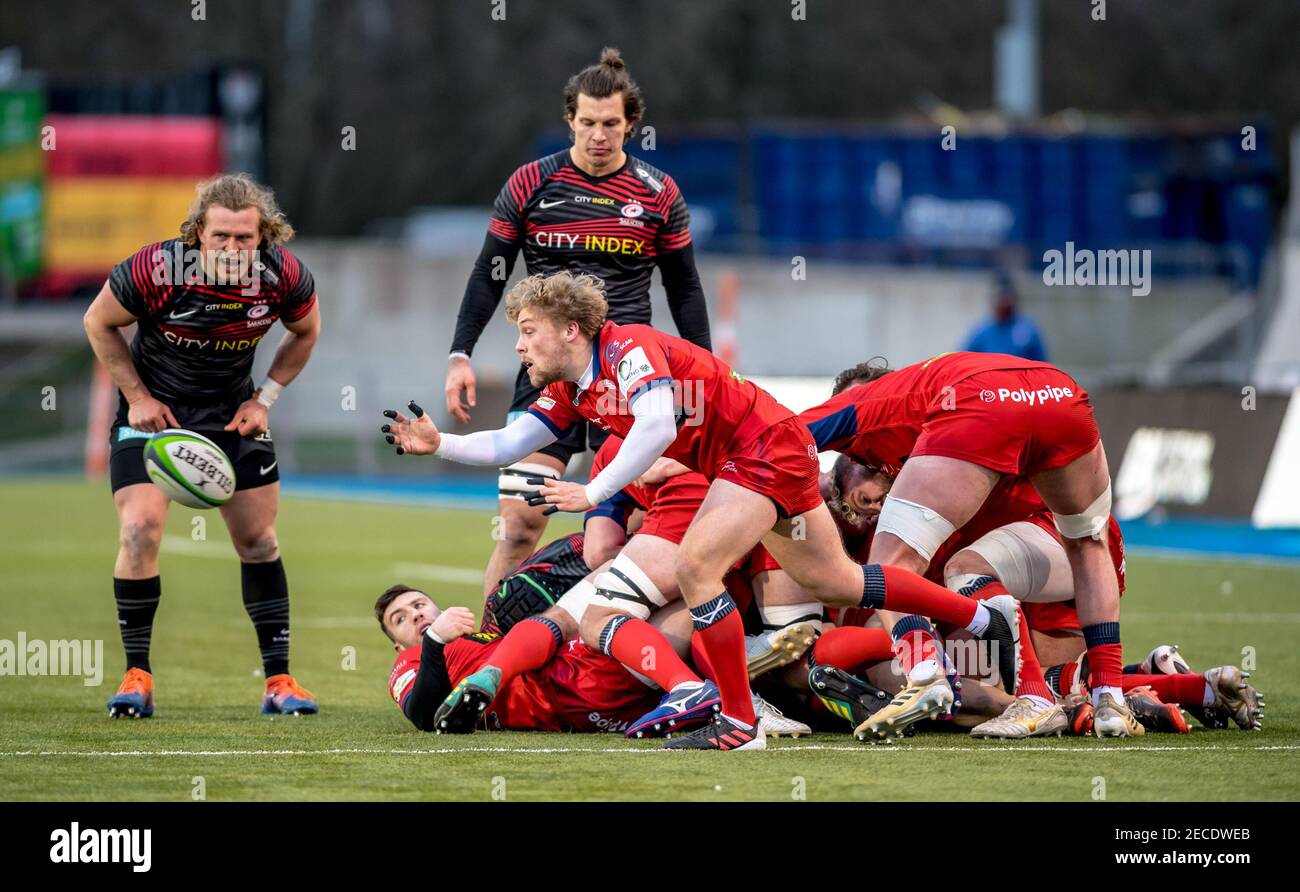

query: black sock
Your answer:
[114,576,161,673]
[241,559,290,678]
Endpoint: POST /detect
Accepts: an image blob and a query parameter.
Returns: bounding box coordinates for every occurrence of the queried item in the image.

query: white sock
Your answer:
[722,713,754,731]
[1023,694,1054,710]
[1092,685,1123,707]
[965,603,991,637]
[759,603,824,632]
[1202,681,1216,707]
[908,659,941,683]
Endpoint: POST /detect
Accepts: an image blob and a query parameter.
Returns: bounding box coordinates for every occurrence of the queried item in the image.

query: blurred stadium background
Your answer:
[3,0,1300,552]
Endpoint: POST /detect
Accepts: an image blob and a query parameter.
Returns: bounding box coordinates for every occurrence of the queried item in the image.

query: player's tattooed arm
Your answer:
[83,282,179,432]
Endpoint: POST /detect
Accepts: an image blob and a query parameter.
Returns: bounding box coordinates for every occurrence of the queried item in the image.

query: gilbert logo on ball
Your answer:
[142,429,237,509]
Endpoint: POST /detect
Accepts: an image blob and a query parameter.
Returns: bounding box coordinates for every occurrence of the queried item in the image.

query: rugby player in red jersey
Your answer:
[83,174,321,719]
[798,352,1232,738]
[377,585,660,734]
[383,271,1020,750]
[443,48,711,597]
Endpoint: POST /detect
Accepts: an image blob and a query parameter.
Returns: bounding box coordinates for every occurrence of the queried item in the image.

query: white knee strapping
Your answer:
[957,522,1061,600]
[556,578,602,625]
[498,461,560,500]
[1052,483,1112,541]
[592,552,667,621]
[875,495,957,563]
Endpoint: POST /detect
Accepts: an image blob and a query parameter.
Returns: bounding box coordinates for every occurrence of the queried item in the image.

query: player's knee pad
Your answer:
[955,522,1058,600]
[875,495,957,563]
[498,461,560,501]
[592,552,668,622]
[556,578,603,626]
[1052,483,1112,542]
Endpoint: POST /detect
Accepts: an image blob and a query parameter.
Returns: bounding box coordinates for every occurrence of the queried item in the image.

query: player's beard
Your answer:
[527,362,563,388]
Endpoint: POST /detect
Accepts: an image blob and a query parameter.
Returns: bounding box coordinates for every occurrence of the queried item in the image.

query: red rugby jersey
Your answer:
[527,320,792,477]
[798,352,1057,473]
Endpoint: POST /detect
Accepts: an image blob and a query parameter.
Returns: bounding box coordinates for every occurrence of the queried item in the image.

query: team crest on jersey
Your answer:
[248,304,270,319]
[605,337,633,363]
[621,202,644,218]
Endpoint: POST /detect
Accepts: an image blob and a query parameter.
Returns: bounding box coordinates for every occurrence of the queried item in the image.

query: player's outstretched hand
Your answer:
[381,400,441,455]
[430,605,476,642]
[127,393,180,433]
[525,477,592,516]
[444,356,477,425]
[224,398,269,436]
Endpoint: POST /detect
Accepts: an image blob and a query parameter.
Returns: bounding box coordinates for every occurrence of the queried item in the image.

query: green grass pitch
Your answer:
[1,479,1297,801]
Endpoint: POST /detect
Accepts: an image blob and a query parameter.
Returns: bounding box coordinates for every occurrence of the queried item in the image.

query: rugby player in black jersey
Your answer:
[443,48,712,594]
[82,174,322,719]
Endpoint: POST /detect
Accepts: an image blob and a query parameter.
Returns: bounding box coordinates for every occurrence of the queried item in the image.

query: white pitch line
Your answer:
[2,744,1297,757]
[390,562,485,586]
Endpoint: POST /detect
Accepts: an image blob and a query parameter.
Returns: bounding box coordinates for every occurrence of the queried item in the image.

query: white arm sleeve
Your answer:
[434,412,557,466]
[584,383,679,506]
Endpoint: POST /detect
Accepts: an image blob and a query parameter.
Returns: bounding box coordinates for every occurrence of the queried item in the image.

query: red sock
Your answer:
[1082,622,1123,690]
[1048,660,1080,696]
[967,578,1010,600]
[890,616,942,677]
[489,617,561,685]
[690,593,755,725]
[866,565,978,628]
[599,616,700,691]
[1013,608,1054,701]
[813,627,894,674]
[690,637,713,679]
[1122,673,1208,706]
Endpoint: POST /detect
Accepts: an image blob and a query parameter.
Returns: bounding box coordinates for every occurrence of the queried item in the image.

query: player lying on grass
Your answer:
[377,583,667,733]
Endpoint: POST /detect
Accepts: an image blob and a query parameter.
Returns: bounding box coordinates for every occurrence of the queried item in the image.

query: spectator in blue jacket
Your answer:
[963,272,1048,361]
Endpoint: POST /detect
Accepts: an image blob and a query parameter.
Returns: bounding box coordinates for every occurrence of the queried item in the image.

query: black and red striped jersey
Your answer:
[108,239,316,407]
[487,149,691,324]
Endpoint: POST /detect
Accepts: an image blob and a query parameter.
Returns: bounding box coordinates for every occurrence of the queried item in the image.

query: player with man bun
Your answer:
[444,47,711,599]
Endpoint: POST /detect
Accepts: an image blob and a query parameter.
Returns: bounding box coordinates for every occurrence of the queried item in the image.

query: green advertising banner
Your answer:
[0,87,45,287]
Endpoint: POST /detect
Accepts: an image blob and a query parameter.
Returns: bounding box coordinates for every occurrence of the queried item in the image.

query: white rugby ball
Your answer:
[143,429,236,509]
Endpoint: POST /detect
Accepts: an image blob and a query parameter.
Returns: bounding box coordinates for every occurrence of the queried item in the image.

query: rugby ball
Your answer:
[143,429,236,509]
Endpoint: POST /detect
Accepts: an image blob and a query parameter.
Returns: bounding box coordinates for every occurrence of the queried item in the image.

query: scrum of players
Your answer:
[81,45,1260,747]
[375,269,1264,750]
[370,50,1260,751]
